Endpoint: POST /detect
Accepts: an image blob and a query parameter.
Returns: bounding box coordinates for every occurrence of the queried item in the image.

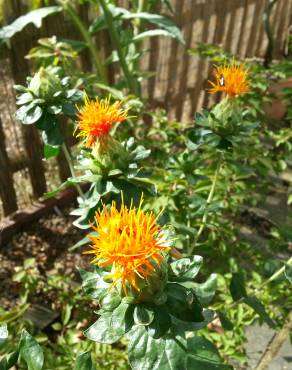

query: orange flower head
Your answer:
[84,196,171,293]
[208,62,249,97]
[75,96,128,147]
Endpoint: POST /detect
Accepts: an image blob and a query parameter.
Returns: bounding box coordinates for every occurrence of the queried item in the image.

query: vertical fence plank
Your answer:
[189,0,215,116]
[77,3,93,72]
[225,0,239,52]
[147,3,162,102]
[245,0,266,57]
[237,0,250,57]
[202,0,221,109]
[0,117,18,215]
[165,0,184,112]
[175,1,194,121]
[10,29,47,198]
[212,0,231,105]
[275,0,291,58]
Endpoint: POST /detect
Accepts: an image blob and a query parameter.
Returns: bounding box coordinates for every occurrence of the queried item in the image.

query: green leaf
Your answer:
[170,255,203,281]
[16,104,43,125]
[93,83,124,100]
[193,274,217,305]
[35,110,56,131]
[244,296,275,328]
[229,272,247,301]
[122,12,185,44]
[0,324,8,344]
[52,322,62,331]
[84,302,131,344]
[69,232,98,252]
[284,263,292,283]
[130,145,151,161]
[0,7,61,45]
[187,336,232,369]
[44,144,60,159]
[133,29,177,42]
[61,304,72,325]
[89,15,107,34]
[101,292,122,312]
[47,105,62,115]
[166,283,204,323]
[74,351,95,370]
[0,304,29,324]
[79,268,110,301]
[128,326,187,370]
[16,92,34,105]
[14,84,27,93]
[217,311,233,331]
[19,329,44,370]
[0,351,19,370]
[134,305,155,326]
[171,309,214,332]
[147,305,171,339]
[42,123,63,146]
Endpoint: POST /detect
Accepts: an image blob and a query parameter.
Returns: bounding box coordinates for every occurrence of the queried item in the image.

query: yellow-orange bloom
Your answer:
[84,197,170,293]
[208,62,249,97]
[75,96,128,147]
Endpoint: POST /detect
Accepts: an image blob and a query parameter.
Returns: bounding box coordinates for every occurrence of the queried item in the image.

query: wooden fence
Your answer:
[0,0,292,218]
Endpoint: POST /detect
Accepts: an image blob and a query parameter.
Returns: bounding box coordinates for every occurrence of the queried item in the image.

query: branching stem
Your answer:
[98,0,139,96]
[58,0,108,83]
[62,143,85,199]
[190,157,223,254]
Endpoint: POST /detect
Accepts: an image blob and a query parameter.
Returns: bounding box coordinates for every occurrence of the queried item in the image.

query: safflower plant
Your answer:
[15,65,84,151]
[69,95,156,230]
[79,196,231,370]
[5,3,291,369]
[8,33,290,368]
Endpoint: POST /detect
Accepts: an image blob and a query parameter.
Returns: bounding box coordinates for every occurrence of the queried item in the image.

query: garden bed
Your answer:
[0,203,87,310]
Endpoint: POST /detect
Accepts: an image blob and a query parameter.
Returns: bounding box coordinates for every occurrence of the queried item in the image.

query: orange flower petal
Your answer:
[84,197,170,292]
[75,96,128,147]
[208,62,249,97]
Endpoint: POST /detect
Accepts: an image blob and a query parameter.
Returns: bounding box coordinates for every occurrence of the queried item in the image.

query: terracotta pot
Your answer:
[264,78,292,120]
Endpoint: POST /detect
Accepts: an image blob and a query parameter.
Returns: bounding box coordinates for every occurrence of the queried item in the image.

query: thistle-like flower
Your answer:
[84,197,171,294]
[75,96,128,147]
[208,62,249,97]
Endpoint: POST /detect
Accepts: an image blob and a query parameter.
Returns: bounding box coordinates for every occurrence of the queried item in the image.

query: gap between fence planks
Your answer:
[0,117,18,215]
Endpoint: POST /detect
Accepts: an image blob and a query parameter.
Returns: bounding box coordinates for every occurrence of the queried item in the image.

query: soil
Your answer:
[0,203,89,309]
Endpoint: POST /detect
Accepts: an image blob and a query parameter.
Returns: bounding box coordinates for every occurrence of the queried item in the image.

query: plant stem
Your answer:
[190,157,223,254]
[98,0,139,96]
[261,256,292,287]
[62,143,85,199]
[263,0,279,68]
[58,0,108,83]
[210,256,292,324]
[134,0,146,34]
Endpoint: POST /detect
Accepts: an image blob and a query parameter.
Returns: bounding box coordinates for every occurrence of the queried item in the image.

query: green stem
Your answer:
[211,256,292,323]
[131,0,145,95]
[134,0,146,35]
[190,158,223,254]
[62,143,85,199]
[98,0,139,96]
[261,256,292,287]
[58,0,108,83]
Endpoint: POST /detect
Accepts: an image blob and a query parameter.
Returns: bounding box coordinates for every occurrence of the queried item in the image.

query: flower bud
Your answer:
[29,67,62,100]
[89,136,130,176]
